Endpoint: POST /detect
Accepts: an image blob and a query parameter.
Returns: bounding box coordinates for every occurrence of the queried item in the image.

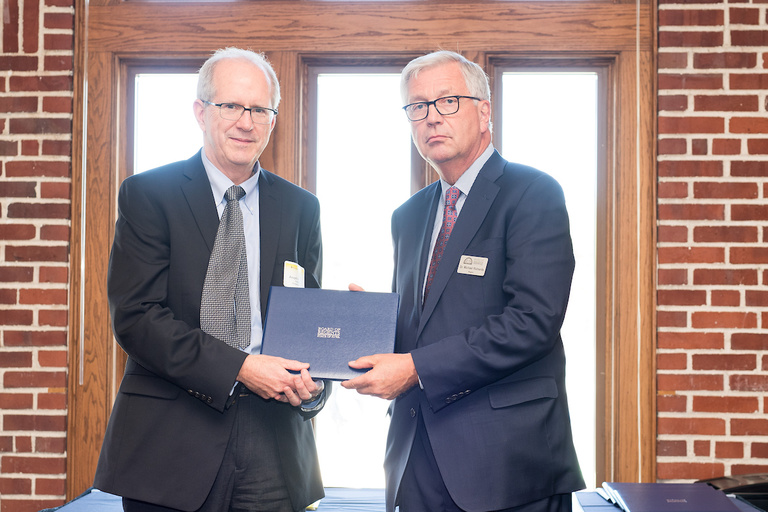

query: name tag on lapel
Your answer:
[283,261,305,288]
[457,255,488,276]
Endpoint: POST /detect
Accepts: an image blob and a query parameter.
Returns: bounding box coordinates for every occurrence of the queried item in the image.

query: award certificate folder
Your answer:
[601,482,739,512]
[260,287,399,380]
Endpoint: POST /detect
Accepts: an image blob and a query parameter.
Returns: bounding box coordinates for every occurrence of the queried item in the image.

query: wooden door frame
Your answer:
[68,0,656,499]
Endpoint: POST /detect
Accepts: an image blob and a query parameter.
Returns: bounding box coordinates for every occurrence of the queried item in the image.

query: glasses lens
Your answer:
[249,107,273,125]
[405,103,428,121]
[435,97,460,115]
[217,103,244,121]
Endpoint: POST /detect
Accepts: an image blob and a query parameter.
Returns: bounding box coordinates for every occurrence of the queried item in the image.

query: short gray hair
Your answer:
[400,50,491,105]
[197,47,281,110]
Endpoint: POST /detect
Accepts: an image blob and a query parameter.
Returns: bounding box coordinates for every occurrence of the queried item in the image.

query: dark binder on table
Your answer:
[260,287,399,380]
[601,482,739,512]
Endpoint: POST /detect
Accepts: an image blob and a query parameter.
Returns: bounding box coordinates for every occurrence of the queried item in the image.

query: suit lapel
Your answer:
[181,151,218,253]
[258,170,280,321]
[418,152,504,336]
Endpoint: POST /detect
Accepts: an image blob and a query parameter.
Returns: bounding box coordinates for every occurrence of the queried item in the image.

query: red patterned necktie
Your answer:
[424,186,460,305]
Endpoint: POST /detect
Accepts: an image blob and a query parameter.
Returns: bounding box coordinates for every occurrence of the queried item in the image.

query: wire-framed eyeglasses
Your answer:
[402,95,481,122]
[202,100,278,124]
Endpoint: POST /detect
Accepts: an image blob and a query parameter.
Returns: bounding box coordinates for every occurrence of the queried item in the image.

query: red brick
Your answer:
[40,225,70,241]
[658,417,725,435]
[658,353,687,370]
[39,310,69,327]
[18,288,67,305]
[0,455,66,474]
[44,56,73,72]
[3,371,67,388]
[1,499,65,510]
[658,331,724,349]
[693,396,759,413]
[752,443,768,458]
[658,374,724,391]
[658,246,724,264]
[659,9,724,25]
[712,138,742,154]
[732,418,768,435]
[732,333,768,350]
[715,441,744,458]
[658,52,688,69]
[657,310,688,327]
[732,464,768,474]
[693,268,757,285]
[730,7,761,24]
[659,203,725,221]
[16,436,32,452]
[659,73,723,90]
[39,266,68,283]
[694,226,757,243]
[657,462,725,481]
[691,139,707,154]
[4,330,67,347]
[657,182,688,199]
[695,51,758,68]
[731,117,768,134]
[36,437,66,453]
[38,392,67,410]
[3,414,67,432]
[659,95,688,111]
[0,224,36,240]
[695,181,758,198]
[5,160,70,178]
[0,266,34,282]
[692,353,756,371]
[658,225,688,242]
[711,289,741,306]
[658,160,724,177]
[658,289,707,306]
[44,12,73,30]
[0,310,34,325]
[730,374,768,392]
[732,30,768,46]
[44,33,74,51]
[732,161,768,176]
[695,95,759,111]
[36,477,66,496]
[658,393,687,412]
[658,439,687,456]
[694,440,710,456]
[38,350,67,368]
[41,140,71,158]
[0,181,36,198]
[0,393,34,409]
[660,31,724,47]
[732,246,768,264]
[658,138,688,155]
[692,311,757,328]
[748,139,768,154]
[658,116,726,134]
[0,351,32,368]
[0,477,32,495]
[4,245,68,262]
[658,268,688,285]
[730,73,768,89]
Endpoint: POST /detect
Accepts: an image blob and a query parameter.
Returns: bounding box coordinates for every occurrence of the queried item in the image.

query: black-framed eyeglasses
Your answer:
[201,100,278,124]
[402,95,481,121]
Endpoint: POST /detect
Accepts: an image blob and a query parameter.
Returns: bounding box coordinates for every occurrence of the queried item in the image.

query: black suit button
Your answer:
[207,397,213,404]
[187,389,194,395]
[410,408,416,418]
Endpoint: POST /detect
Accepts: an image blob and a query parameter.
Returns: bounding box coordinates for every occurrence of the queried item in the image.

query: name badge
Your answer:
[457,255,488,277]
[283,261,305,288]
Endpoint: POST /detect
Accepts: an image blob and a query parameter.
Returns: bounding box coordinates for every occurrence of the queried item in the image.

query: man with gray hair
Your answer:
[344,50,584,511]
[95,47,327,512]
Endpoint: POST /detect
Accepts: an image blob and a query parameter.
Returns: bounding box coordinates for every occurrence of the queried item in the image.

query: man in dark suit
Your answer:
[343,51,585,512]
[94,48,327,512]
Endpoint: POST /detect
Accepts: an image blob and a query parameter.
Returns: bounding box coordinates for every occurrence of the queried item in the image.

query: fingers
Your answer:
[348,283,365,292]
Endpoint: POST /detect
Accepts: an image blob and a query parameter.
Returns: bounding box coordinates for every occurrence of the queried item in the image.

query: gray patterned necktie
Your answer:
[200,185,251,350]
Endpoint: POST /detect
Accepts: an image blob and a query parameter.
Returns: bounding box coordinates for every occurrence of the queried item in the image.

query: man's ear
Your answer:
[192,99,206,132]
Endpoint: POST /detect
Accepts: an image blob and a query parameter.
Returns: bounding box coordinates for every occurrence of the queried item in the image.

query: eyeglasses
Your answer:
[402,95,481,122]
[201,100,277,124]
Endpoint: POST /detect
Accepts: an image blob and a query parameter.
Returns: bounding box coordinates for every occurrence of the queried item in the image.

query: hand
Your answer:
[348,283,365,292]
[236,354,309,404]
[281,369,324,407]
[341,353,418,400]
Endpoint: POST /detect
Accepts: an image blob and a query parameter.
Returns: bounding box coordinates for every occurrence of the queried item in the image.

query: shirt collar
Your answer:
[200,151,260,214]
[440,143,495,198]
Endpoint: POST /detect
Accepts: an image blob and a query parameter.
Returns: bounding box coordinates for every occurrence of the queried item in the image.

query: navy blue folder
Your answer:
[260,287,399,380]
[601,482,739,512]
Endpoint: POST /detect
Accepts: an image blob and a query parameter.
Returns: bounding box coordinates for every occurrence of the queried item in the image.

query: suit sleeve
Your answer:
[409,173,575,413]
[108,176,247,413]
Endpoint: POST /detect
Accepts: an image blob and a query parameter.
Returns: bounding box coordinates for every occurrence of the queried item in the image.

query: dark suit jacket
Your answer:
[94,151,325,511]
[384,150,585,512]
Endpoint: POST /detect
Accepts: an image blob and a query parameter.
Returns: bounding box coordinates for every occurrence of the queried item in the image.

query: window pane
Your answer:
[502,72,598,487]
[134,73,200,173]
[313,73,411,488]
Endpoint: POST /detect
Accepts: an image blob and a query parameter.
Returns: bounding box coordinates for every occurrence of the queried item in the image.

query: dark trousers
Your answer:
[397,413,572,512]
[123,390,300,512]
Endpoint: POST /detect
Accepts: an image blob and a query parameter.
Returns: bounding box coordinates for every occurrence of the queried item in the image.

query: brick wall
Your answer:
[0,0,74,510]
[657,0,768,482]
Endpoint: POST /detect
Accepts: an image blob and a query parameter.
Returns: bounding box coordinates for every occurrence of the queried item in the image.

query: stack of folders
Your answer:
[599,482,741,512]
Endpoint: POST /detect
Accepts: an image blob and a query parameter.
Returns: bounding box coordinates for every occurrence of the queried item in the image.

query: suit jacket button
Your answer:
[410,408,416,418]
[207,397,213,404]
[187,389,194,395]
